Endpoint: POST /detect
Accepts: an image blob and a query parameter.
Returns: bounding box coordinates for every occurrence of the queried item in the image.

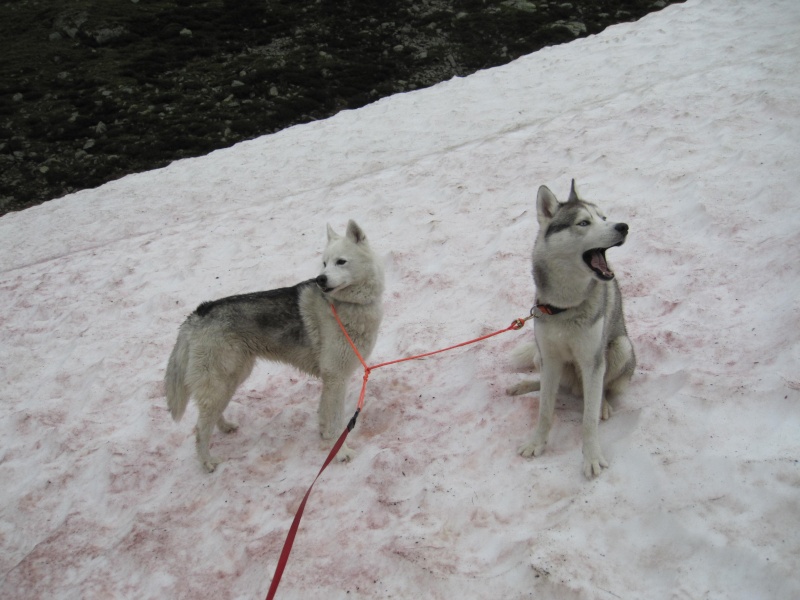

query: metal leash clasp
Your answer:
[511,312,536,330]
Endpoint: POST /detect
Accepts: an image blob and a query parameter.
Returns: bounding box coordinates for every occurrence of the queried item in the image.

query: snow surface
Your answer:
[2,0,799,598]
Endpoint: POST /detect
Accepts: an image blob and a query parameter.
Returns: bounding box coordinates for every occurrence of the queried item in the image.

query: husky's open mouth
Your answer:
[583,247,617,281]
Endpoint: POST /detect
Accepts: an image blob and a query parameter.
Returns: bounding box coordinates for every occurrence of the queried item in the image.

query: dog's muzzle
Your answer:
[316,274,334,293]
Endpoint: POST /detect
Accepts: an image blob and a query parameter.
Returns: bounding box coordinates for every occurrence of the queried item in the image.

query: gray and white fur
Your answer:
[165,220,384,472]
[508,181,636,478]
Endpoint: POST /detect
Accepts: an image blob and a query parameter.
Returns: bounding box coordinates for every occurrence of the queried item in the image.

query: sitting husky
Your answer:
[508,181,635,478]
[165,220,384,472]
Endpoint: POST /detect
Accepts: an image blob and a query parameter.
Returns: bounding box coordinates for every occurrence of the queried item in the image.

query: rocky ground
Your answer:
[0,0,683,215]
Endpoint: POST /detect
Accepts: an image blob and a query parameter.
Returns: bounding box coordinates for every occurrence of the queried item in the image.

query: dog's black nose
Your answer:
[615,223,629,235]
[315,274,327,287]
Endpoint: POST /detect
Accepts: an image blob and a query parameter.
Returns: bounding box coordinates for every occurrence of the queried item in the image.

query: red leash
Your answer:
[265,306,533,599]
[264,421,355,600]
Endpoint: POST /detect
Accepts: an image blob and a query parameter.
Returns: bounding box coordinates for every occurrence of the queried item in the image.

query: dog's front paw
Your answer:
[335,442,355,462]
[320,424,339,441]
[518,437,546,458]
[582,450,609,478]
[202,457,222,473]
[217,418,239,433]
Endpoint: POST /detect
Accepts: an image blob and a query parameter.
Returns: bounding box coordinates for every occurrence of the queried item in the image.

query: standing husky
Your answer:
[507,181,635,478]
[165,220,384,472]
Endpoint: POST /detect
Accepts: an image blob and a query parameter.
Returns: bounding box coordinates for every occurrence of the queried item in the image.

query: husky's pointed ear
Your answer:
[568,179,580,203]
[327,223,340,241]
[345,219,367,244]
[537,185,560,225]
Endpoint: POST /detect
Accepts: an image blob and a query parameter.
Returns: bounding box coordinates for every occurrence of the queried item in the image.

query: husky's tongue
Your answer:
[588,249,614,280]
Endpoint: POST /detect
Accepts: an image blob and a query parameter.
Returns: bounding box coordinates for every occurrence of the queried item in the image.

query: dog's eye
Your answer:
[336,259,347,266]
[323,261,327,267]
[577,220,590,227]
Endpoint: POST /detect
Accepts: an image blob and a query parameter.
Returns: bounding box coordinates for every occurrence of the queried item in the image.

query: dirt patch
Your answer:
[0,0,683,215]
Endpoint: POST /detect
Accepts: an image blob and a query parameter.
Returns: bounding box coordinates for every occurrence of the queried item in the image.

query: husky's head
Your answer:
[535,180,628,282]
[316,220,384,303]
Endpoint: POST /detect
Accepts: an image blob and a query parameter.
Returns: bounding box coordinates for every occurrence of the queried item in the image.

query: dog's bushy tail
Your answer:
[510,342,539,371]
[165,324,191,422]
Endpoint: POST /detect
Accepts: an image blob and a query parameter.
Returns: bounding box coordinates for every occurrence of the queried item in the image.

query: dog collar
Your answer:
[533,302,568,317]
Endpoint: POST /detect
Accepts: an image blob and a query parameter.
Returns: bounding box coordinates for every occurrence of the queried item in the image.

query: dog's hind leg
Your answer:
[195,406,224,473]
[602,335,636,419]
[509,342,540,371]
[195,386,239,473]
[600,398,613,421]
[506,379,540,396]
[192,356,252,473]
[507,342,542,396]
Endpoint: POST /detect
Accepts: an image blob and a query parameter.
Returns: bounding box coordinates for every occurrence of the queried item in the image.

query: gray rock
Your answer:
[93,27,127,45]
[54,11,88,39]
[502,0,537,12]
[565,21,587,35]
